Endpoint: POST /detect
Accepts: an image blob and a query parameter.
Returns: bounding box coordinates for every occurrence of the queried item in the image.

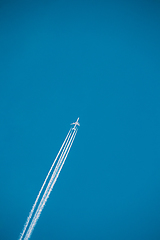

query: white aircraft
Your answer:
[71,117,80,129]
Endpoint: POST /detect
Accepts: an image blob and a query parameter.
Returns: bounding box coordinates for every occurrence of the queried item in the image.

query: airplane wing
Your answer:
[70,122,80,126]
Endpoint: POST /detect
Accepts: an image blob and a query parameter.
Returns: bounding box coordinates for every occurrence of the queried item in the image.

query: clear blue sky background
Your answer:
[0,1,160,240]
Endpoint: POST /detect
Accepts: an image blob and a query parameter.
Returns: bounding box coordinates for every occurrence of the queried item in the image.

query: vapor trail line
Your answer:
[19,129,72,240]
[29,128,75,220]
[23,128,77,240]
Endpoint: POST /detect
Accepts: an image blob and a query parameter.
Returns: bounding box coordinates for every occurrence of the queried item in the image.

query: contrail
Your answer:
[19,118,79,240]
[24,129,77,240]
[19,129,72,240]
[26,128,76,233]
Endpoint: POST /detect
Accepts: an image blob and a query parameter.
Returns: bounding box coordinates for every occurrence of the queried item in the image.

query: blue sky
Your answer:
[0,1,160,239]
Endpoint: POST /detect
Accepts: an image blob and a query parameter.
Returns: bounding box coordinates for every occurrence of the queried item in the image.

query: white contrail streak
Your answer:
[19,129,72,240]
[24,129,77,239]
[24,129,77,240]
[27,129,75,227]
[19,123,78,240]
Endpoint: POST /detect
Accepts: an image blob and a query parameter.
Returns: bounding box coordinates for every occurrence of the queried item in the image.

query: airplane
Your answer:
[71,117,80,129]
